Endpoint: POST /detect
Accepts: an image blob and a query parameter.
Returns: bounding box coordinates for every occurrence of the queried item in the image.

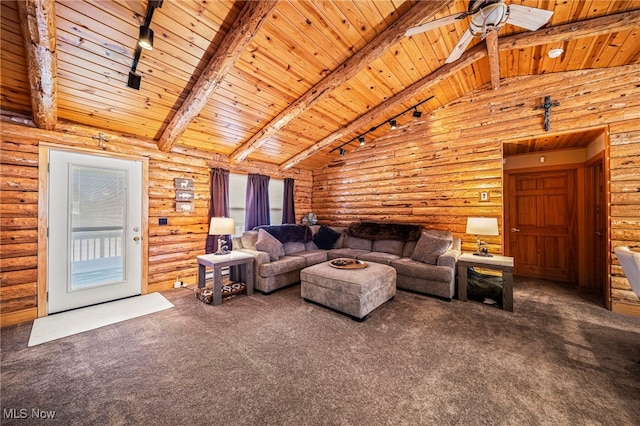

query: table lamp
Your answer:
[466,217,499,257]
[209,217,235,255]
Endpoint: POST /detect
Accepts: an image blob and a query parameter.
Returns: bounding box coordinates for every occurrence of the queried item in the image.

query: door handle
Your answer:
[133,236,140,241]
[594,231,602,236]
[511,228,520,232]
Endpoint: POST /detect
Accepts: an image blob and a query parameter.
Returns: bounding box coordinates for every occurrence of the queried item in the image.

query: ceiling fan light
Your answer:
[138,26,154,50]
[548,48,564,58]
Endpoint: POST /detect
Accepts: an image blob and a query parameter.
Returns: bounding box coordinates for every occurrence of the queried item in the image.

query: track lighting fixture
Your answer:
[127,0,163,89]
[138,26,154,50]
[331,96,433,157]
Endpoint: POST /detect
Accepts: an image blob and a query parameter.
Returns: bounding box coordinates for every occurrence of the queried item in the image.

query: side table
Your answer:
[197,252,255,305]
[457,253,514,312]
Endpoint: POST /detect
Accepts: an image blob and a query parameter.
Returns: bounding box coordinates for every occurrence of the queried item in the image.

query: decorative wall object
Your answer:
[174,178,194,212]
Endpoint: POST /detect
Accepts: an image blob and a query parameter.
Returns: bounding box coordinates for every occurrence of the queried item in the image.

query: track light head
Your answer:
[127,71,141,90]
[413,107,422,118]
[138,26,154,50]
[390,119,397,130]
[339,148,345,156]
[358,136,365,146]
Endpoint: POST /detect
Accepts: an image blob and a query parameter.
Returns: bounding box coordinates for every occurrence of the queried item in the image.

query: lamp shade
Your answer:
[209,217,235,235]
[466,217,499,236]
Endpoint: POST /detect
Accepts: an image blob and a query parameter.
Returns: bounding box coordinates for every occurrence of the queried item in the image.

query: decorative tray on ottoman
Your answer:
[329,258,367,269]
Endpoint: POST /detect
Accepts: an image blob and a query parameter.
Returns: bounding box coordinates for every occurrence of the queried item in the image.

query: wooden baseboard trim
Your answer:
[1,308,37,327]
[611,300,640,317]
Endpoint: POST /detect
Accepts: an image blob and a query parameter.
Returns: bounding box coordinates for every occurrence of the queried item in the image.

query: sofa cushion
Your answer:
[259,256,306,277]
[410,232,452,265]
[344,235,372,251]
[371,239,405,256]
[391,258,453,283]
[327,248,370,260]
[283,242,306,255]
[403,240,417,258]
[255,229,285,261]
[291,250,328,266]
[313,225,342,249]
[241,231,258,249]
[357,251,401,265]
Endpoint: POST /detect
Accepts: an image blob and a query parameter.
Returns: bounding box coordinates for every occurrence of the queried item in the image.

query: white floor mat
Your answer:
[28,293,174,347]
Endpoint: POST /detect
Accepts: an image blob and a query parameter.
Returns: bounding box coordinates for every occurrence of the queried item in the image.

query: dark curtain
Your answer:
[245,173,270,230]
[282,178,295,224]
[205,168,230,253]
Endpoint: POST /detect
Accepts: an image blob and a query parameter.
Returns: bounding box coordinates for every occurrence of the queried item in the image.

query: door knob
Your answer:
[133,236,140,241]
[511,228,520,232]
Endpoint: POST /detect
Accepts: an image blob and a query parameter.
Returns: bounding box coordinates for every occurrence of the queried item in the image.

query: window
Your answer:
[228,173,283,236]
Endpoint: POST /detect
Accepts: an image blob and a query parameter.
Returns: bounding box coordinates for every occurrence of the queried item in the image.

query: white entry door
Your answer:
[48,150,143,314]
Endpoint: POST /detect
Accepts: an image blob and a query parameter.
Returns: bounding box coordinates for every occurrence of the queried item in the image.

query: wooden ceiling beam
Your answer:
[228,0,454,163]
[157,0,278,152]
[280,45,488,171]
[498,9,640,51]
[17,0,57,130]
[280,9,640,170]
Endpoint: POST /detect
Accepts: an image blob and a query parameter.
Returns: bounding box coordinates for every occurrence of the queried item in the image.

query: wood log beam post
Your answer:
[156,1,279,153]
[17,0,57,130]
[280,9,640,170]
[485,31,500,90]
[228,0,454,163]
[280,46,487,170]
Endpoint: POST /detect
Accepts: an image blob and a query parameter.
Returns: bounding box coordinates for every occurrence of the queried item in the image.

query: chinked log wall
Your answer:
[312,65,640,316]
[0,119,312,326]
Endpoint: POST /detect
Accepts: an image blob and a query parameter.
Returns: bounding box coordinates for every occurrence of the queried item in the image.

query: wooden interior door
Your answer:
[507,169,578,283]
[585,157,606,295]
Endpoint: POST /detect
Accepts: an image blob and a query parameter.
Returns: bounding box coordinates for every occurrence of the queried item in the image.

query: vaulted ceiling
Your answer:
[2,0,639,171]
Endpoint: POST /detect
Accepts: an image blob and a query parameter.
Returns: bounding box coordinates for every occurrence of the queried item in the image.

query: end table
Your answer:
[197,252,255,305]
[457,253,514,312]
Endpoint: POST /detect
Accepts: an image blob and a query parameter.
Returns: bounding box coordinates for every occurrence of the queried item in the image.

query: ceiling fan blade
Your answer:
[445,29,474,64]
[506,4,554,31]
[405,13,467,37]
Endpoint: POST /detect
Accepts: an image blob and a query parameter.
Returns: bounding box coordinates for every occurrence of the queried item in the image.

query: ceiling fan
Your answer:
[406,0,554,64]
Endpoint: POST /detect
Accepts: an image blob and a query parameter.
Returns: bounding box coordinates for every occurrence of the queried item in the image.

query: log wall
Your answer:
[313,65,640,316]
[0,117,312,326]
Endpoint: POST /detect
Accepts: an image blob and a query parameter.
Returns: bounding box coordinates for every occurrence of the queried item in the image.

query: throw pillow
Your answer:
[313,225,341,250]
[240,230,258,249]
[255,229,285,261]
[411,232,452,265]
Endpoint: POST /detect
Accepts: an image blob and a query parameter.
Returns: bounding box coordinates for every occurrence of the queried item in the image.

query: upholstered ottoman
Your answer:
[300,260,396,320]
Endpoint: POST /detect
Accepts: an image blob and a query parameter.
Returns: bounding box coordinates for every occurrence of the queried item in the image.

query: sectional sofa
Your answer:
[231,222,461,300]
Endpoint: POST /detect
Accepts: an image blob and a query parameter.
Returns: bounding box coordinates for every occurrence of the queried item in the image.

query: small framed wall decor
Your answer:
[174,178,194,190]
[175,178,195,212]
[176,201,193,213]
[175,189,194,201]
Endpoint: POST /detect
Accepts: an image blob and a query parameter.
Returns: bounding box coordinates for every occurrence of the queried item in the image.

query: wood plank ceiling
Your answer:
[2,1,639,171]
